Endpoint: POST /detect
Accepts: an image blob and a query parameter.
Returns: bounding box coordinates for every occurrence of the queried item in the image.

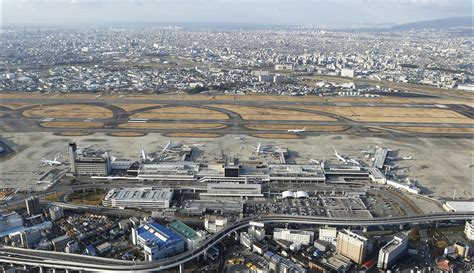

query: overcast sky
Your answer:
[1,0,472,27]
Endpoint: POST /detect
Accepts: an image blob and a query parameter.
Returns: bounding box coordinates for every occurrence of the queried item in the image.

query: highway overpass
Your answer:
[1,212,473,272]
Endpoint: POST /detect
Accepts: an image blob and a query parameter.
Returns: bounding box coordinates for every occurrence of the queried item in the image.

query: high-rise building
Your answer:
[377,232,408,270]
[49,206,64,221]
[464,220,474,241]
[336,229,368,264]
[25,197,41,216]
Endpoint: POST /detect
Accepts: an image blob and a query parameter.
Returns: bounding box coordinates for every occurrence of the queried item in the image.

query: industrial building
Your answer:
[377,232,408,270]
[336,229,368,264]
[168,220,206,250]
[102,188,173,209]
[273,228,314,245]
[131,222,185,261]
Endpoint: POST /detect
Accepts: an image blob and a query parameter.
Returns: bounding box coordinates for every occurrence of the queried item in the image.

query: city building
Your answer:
[465,220,474,241]
[336,229,368,264]
[204,215,228,233]
[273,228,314,245]
[340,68,355,78]
[0,211,24,237]
[377,232,408,270]
[240,232,254,249]
[20,229,42,249]
[168,220,206,250]
[453,241,470,259]
[248,221,265,241]
[52,234,71,252]
[102,188,173,209]
[96,242,112,254]
[65,240,80,253]
[25,197,41,216]
[49,206,64,221]
[131,222,185,261]
[319,226,338,245]
[267,252,306,273]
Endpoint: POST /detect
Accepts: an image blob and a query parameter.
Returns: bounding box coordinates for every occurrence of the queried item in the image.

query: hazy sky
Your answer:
[1,0,472,27]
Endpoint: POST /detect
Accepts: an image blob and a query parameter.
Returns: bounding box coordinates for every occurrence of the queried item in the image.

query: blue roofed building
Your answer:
[132,222,185,261]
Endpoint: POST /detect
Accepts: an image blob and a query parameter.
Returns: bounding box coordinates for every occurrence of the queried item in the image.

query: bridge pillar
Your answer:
[203,250,207,261]
[179,263,183,273]
[363,226,368,232]
[39,266,44,273]
[435,221,439,228]
[399,224,404,230]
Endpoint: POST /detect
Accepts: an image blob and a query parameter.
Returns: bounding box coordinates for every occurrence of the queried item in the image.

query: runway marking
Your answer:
[128,118,149,123]
[40,118,55,122]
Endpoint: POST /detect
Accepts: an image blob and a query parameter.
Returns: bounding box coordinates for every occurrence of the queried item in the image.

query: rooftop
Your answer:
[136,222,183,249]
[168,220,199,240]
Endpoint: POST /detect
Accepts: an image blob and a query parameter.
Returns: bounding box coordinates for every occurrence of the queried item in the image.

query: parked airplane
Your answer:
[254,143,261,155]
[161,141,172,154]
[192,143,204,147]
[140,148,154,162]
[41,157,62,166]
[334,150,348,163]
[287,127,306,133]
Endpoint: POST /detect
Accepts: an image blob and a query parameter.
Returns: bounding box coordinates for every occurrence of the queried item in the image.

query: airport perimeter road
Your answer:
[1,212,473,272]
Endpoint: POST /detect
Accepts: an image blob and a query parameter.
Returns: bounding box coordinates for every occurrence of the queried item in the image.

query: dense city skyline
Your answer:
[2,0,473,27]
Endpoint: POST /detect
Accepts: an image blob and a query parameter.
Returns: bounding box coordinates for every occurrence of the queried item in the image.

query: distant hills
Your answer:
[391,16,472,30]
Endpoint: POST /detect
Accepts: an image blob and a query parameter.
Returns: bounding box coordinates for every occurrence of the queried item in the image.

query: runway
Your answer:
[1,96,473,138]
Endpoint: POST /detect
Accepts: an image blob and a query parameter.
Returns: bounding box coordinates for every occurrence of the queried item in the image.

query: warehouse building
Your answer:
[131,222,184,261]
[168,220,206,250]
[102,188,173,209]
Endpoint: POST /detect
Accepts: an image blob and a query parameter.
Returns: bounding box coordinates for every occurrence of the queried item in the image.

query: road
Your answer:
[1,212,473,272]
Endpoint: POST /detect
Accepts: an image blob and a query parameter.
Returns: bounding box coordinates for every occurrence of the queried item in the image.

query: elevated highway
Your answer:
[1,212,472,272]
